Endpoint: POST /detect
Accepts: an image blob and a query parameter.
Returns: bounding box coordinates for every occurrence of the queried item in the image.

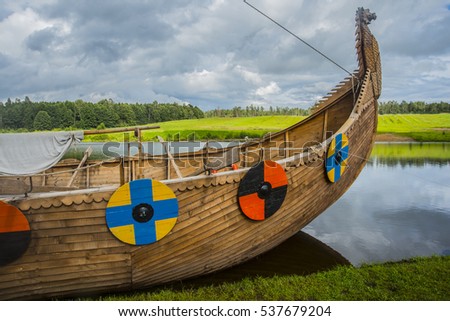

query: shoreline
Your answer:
[375,133,415,142]
[92,255,449,301]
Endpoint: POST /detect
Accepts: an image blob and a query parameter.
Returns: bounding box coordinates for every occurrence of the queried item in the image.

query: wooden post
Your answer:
[284,131,290,158]
[136,129,143,179]
[66,146,92,187]
[86,166,90,188]
[119,157,125,185]
[158,136,183,179]
[203,141,209,173]
[41,171,46,187]
[259,141,264,162]
[243,146,248,168]
[166,145,171,180]
[322,110,329,142]
[127,138,132,182]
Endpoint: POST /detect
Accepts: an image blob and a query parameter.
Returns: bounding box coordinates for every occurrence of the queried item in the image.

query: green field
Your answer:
[68,113,450,143]
[377,114,450,142]
[84,116,304,142]
[91,256,449,301]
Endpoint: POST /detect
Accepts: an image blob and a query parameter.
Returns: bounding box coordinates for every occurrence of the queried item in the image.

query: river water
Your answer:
[303,142,450,266]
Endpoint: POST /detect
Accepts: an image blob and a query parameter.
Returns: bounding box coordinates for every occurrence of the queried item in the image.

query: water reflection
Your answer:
[304,142,450,265]
[369,142,450,166]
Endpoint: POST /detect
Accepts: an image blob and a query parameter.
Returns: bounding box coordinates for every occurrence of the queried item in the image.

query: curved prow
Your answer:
[356,7,382,99]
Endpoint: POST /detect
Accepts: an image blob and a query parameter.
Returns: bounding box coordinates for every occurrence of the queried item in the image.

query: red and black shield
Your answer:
[0,201,31,266]
[238,160,288,220]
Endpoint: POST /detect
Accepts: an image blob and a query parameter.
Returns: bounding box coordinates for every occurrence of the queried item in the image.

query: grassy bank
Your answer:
[83,114,450,142]
[94,256,449,301]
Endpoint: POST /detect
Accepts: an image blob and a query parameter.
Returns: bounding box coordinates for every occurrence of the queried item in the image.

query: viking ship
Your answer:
[0,8,381,300]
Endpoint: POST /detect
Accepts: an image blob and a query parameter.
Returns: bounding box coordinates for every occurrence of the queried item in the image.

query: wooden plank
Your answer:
[7,247,129,266]
[0,268,131,300]
[0,178,28,195]
[0,259,130,282]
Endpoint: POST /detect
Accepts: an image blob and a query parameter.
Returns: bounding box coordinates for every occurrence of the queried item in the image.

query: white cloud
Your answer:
[235,65,262,85]
[0,8,53,56]
[255,81,281,96]
[0,0,449,109]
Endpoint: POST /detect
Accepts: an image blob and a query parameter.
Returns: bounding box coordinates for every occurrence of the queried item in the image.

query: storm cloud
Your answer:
[0,0,449,109]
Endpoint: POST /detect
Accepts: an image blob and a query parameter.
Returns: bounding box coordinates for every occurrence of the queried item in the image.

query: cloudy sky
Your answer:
[0,0,449,110]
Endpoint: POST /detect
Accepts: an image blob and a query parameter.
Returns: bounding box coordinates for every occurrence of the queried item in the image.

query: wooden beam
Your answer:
[83,125,160,136]
[157,136,183,179]
[66,147,92,187]
[322,110,329,142]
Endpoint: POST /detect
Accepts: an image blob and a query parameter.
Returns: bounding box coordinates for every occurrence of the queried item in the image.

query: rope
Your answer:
[243,0,355,77]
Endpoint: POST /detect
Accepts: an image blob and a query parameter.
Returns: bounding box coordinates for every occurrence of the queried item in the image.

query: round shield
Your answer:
[106,179,178,245]
[326,133,349,183]
[0,201,31,266]
[238,160,288,221]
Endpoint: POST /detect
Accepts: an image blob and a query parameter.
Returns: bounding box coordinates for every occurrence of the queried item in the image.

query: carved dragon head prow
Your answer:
[357,7,377,25]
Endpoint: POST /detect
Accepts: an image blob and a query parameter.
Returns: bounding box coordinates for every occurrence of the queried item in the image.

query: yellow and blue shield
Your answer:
[106,179,178,245]
[326,133,349,183]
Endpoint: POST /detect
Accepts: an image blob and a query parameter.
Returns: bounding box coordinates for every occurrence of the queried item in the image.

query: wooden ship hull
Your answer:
[0,8,381,300]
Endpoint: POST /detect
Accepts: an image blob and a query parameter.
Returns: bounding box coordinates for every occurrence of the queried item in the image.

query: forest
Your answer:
[0,97,204,131]
[0,97,448,131]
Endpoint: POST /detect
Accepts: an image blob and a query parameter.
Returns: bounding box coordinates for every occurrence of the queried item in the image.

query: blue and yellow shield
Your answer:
[106,179,178,245]
[326,133,349,183]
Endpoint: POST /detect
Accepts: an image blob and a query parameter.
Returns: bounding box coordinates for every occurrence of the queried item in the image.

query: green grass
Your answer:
[377,114,450,142]
[82,114,450,142]
[93,256,449,301]
[84,116,304,142]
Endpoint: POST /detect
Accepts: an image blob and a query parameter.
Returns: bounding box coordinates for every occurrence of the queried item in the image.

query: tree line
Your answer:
[1,97,448,132]
[0,97,204,131]
[204,105,311,118]
[378,101,450,114]
[206,101,450,118]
